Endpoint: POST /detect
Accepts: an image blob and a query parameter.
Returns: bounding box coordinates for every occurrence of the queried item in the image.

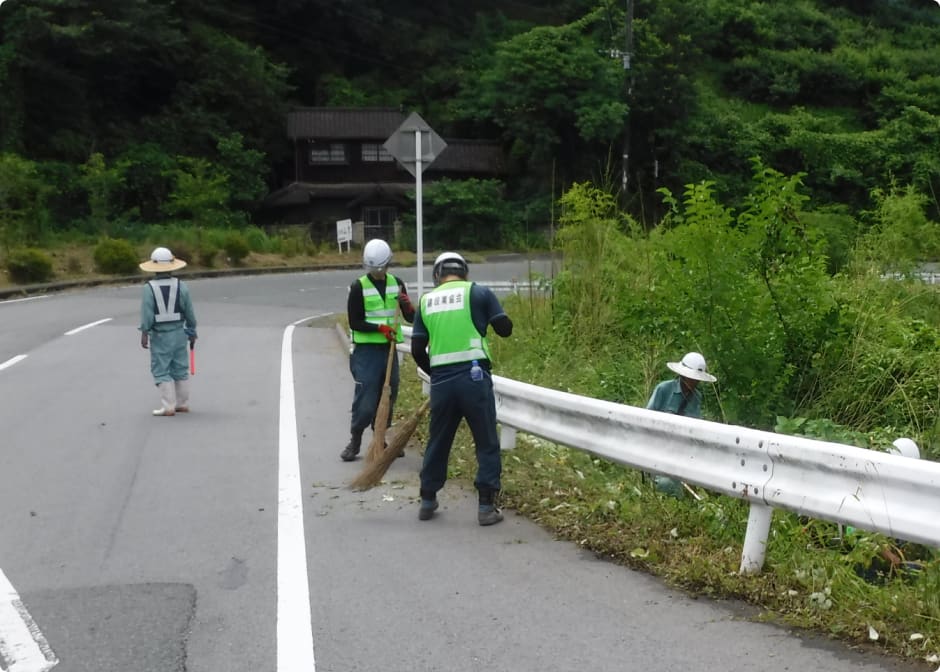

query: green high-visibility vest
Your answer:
[351,274,402,344]
[421,280,490,367]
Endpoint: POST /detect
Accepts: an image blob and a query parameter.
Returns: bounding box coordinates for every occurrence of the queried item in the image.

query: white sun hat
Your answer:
[139,246,187,273]
[666,352,717,383]
[888,437,920,460]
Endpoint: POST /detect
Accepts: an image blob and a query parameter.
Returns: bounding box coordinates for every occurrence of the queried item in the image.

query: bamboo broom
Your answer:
[350,398,430,491]
[364,340,397,463]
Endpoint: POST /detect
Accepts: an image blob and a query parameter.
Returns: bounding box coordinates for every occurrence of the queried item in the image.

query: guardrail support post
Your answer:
[500,426,516,450]
[739,502,773,575]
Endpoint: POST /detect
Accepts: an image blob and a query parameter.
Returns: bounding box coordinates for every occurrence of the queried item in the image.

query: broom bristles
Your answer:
[350,399,430,491]
[365,342,397,463]
[365,382,392,463]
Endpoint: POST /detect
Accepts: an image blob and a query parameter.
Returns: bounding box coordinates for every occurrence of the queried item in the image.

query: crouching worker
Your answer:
[139,247,197,416]
[645,352,717,497]
[846,438,934,583]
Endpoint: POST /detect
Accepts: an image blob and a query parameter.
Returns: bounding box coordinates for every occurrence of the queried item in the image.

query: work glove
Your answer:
[184,327,197,348]
[377,324,397,342]
[140,332,149,349]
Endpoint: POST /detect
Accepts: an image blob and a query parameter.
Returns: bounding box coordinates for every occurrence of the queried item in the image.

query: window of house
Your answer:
[362,207,397,236]
[309,143,346,164]
[361,143,394,163]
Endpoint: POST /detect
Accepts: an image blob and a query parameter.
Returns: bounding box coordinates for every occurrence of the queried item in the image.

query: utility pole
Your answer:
[622,0,634,205]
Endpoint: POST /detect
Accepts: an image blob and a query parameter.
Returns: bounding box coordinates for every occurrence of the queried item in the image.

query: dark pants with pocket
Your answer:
[349,343,399,436]
[419,367,501,497]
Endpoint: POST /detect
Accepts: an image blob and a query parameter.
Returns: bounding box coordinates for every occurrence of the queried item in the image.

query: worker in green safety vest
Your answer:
[340,239,415,461]
[410,251,513,526]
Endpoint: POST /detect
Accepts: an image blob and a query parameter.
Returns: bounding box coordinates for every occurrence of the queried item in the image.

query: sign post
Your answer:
[384,112,446,299]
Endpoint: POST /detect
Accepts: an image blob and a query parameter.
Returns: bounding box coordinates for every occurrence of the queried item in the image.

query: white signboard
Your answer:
[336,218,352,253]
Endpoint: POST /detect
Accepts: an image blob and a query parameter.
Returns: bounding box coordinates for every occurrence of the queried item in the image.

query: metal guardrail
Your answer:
[882,271,940,285]
[398,326,939,574]
[492,376,939,573]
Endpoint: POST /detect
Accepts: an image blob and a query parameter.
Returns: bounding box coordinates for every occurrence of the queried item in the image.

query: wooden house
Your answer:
[261,107,504,243]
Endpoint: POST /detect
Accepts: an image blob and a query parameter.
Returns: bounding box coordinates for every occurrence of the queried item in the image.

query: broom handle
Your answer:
[382,298,401,385]
[383,338,395,385]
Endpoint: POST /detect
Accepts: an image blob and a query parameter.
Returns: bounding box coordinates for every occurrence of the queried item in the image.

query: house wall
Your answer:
[296,139,409,183]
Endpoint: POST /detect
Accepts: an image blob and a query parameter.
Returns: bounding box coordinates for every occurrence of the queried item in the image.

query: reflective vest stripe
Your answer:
[149,278,181,323]
[429,348,487,367]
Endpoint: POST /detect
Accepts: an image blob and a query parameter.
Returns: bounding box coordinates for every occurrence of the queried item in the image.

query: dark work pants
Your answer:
[419,368,501,496]
[349,343,399,436]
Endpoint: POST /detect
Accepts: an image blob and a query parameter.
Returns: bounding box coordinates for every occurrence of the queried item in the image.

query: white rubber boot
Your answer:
[174,379,190,413]
[152,382,176,416]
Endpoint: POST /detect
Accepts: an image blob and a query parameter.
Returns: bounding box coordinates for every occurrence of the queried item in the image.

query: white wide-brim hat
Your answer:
[888,437,920,460]
[140,246,187,273]
[666,352,717,383]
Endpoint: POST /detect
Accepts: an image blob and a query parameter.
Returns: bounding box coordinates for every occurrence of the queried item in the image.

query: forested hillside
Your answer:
[1,0,939,242]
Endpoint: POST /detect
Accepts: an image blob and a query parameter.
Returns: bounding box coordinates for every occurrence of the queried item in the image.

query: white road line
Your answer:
[0,296,49,306]
[64,318,112,336]
[277,322,316,672]
[0,569,58,672]
[0,355,27,372]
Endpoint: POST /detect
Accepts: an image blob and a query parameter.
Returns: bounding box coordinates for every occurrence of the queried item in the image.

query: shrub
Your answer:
[6,248,54,284]
[222,232,250,264]
[164,242,193,267]
[65,256,83,275]
[198,245,218,268]
[94,237,139,275]
[242,226,270,252]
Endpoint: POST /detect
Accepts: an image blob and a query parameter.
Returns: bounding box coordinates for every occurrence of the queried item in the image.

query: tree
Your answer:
[454,17,627,186]
[215,133,268,211]
[78,153,124,235]
[0,153,49,251]
[162,158,231,228]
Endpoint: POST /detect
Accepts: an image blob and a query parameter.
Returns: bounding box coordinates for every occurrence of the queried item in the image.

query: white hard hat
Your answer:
[888,438,920,459]
[666,352,717,383]
[363,239,392,272]
[139,246,187,273]
[432,251,468,283]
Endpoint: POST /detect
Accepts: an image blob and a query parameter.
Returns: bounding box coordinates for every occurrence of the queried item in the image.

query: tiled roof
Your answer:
[287,107,405,140]
[263,182,415,207]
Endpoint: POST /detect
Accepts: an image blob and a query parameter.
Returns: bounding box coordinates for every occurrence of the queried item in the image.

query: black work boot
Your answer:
[418,489,438,521]
[478,489,503,526]
[340,432,362,461]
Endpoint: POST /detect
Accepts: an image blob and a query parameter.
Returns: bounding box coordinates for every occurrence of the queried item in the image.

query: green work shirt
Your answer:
[645,378,702,418]
[421,280,491,367]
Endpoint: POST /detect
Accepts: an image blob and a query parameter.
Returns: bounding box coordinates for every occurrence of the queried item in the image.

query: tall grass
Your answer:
[394,169,940,663]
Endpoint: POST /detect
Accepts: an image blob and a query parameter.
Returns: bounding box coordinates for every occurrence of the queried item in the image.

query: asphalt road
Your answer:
[0,259,927,672]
